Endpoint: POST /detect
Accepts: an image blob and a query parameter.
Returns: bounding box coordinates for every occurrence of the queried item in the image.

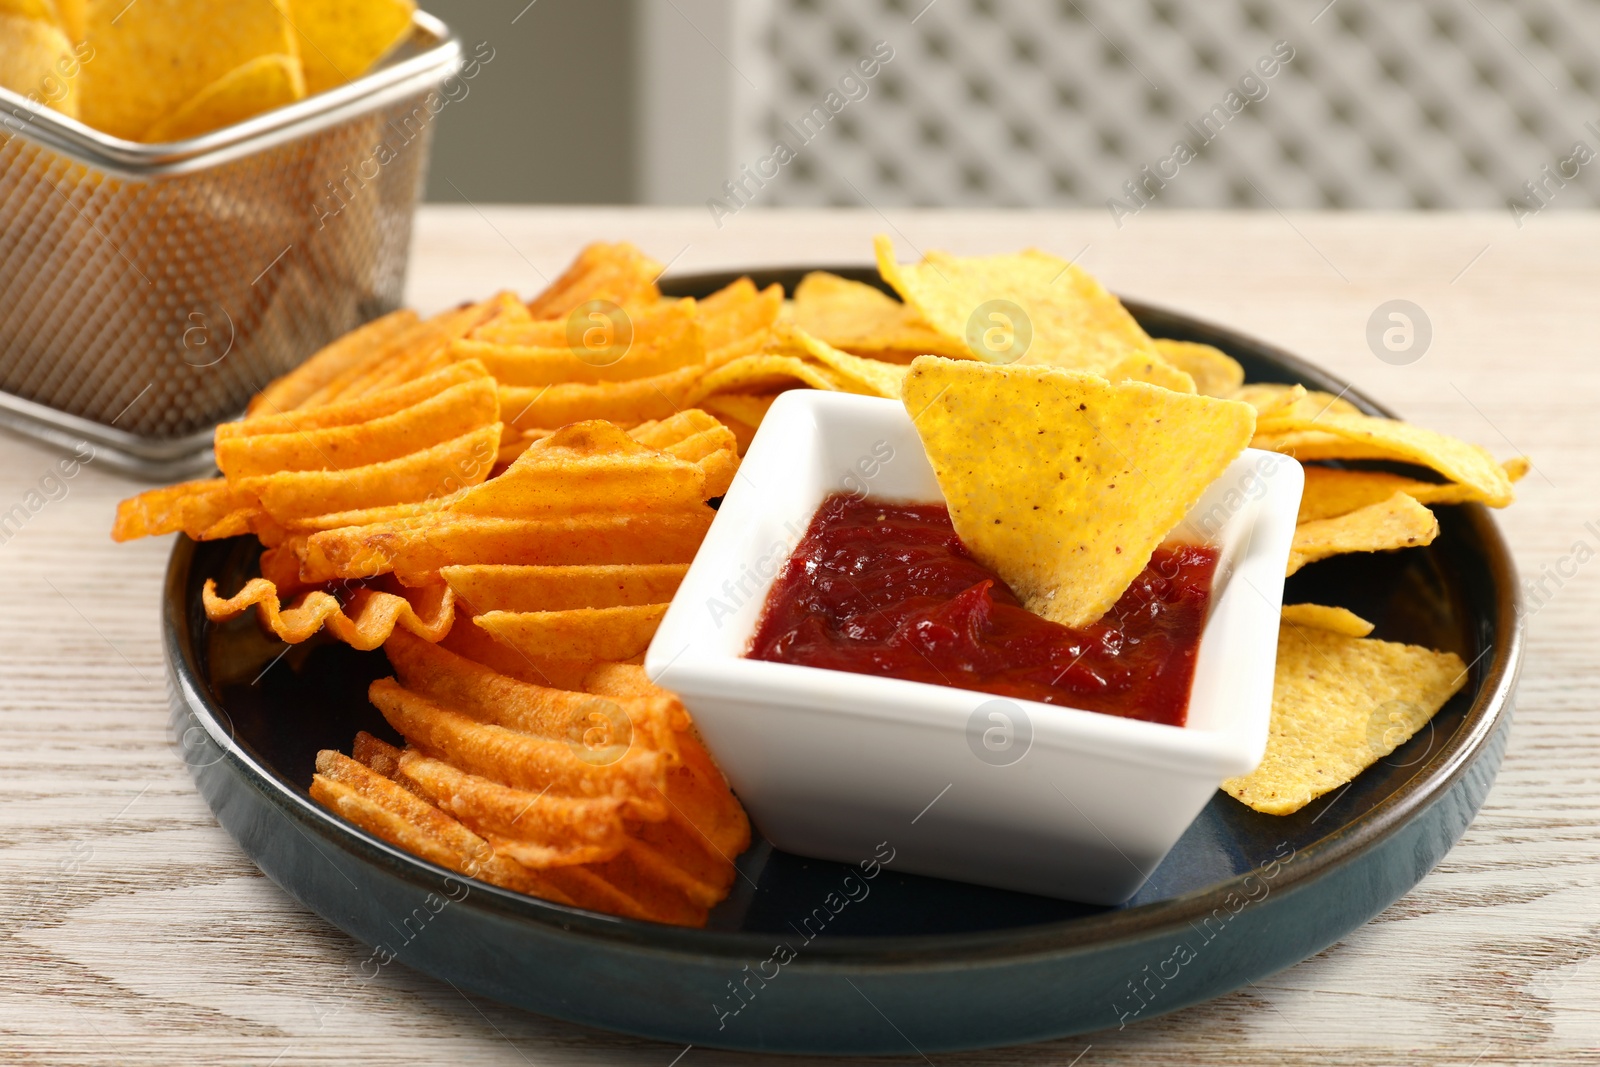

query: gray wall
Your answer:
[415,0,1600,213]
[420,0,637,204]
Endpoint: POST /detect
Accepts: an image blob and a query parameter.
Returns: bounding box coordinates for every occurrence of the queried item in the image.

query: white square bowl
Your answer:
[645,390,1304,904]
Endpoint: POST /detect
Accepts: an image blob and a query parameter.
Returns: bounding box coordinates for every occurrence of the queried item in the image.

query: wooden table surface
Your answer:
[2,208,1594,1066]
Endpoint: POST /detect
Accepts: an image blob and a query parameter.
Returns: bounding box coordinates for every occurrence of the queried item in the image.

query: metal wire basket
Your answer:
[0,12,460,479]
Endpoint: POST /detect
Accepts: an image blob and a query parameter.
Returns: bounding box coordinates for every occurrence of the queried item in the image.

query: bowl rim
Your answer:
[165,273,1524,969]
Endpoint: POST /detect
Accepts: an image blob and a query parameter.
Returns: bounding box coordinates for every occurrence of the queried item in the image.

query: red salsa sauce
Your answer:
[746,494,1219,726]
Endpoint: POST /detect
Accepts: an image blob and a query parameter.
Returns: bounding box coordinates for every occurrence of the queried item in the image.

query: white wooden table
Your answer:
[3,208,1593,1066]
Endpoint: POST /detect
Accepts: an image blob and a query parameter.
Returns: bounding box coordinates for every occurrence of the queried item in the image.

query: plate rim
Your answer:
[165,269,1524,970]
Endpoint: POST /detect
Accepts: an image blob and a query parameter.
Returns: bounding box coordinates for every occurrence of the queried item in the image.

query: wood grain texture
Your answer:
[2,208,1595,1066]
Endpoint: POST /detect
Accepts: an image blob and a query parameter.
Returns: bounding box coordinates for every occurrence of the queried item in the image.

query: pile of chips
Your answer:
[110,243,913,924]
[0,0,416,141]
[114,238,1526,923]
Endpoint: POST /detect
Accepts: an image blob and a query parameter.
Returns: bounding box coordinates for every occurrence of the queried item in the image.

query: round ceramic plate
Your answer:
[165,268,1522,1056]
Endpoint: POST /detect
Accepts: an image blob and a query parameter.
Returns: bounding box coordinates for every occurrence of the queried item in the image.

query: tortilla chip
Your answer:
[1286,492,1438,576]
[687,354,843,402]
[0,14,77,118]
[79,0,296,141]
[685,325,906,405]
[1152,339,1244,397]
[1297,464,1524,523]
[1103,351,1197,393]
[902,356,1255,628]
[287,0,415,95]
[1280,603,1374,638]
[695,392,779,452]
[791,271,967,358]
[769,324,908,398]
[142,52,305,141]
[1256,389,1363,428]
[1221,625,1467,815]
[1255,411,1514,508]
[874,235,1194,392]
[56,0,82,38]
[1233,382,1308,422]
[0,0,61,23]
[696,392,778,431]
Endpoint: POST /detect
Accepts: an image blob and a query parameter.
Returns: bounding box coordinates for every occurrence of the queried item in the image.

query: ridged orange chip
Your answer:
[440,563,686,614]
[247,310,421,417]
[450,421,706,516]
[218,378,498,478]
[239,422,501,521]
[303,509,714,584]
[202,577,454,650]
[526,243,663,321]
[368,678,667,818]
[475,603,668,663]
[453,298,704,387]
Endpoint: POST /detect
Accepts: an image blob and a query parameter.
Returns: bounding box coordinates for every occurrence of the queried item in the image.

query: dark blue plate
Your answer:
[166,269,1521,1055]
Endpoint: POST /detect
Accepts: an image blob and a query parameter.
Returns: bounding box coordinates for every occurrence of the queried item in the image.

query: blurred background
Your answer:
[425,0,1600,213]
